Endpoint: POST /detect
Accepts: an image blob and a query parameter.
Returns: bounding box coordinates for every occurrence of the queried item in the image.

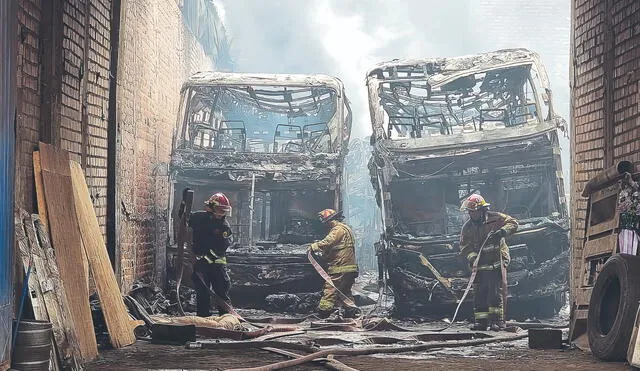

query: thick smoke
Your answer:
[218,0,570,182]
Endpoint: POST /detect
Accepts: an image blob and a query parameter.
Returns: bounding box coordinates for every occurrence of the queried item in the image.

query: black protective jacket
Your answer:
[189,211,233,263]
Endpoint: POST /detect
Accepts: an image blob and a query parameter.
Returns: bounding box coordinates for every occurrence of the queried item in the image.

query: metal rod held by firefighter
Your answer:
[249,173,256,248]
[176,188,194,316]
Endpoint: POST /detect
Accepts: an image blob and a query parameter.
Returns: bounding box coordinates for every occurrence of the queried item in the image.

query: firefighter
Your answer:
[189,192,234,317]
[309,209,360,318]
[459,194,518,331]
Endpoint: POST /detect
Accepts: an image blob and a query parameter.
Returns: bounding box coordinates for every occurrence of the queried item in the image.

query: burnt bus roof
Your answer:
[182,72,347,93]
[366,48,564,152]
[366,48,549,86]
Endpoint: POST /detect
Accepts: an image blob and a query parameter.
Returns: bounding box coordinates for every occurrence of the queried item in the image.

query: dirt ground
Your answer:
[86,339,631,371]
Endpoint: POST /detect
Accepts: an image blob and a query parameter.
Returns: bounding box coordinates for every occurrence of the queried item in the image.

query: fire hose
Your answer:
[193,271,267,329]
[307,250,358,310]
[433,232,503,332]
[450,234,492,324]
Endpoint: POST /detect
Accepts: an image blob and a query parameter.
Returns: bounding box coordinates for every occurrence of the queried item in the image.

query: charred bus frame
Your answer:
[367,49,570,319]
[169,72,352,307]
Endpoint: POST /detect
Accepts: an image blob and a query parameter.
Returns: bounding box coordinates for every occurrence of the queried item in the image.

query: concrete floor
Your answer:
[86,339,630,370]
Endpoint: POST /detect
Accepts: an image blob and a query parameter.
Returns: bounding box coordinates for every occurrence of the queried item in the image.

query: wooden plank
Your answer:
[70,160,136,348]
[38,142,98,361]
[15,211,60,371]
[15,212,47,321]
[592,184,619,203]
[575,309,589,320]
[28,213,83,370]
[583,234,618,258]
[575,286,593,307]
[588,218,618,236]
[33,151,50,234]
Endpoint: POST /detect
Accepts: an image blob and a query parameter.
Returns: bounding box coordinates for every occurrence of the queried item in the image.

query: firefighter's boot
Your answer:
[490,319,507,331]
[470,318,488,331]
[343,306,361,319]
[317,309,335,319]
[217,305,230,317]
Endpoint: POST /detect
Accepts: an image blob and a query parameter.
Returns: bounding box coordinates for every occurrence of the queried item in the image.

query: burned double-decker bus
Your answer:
[170,72,352,308]
[367,49,569,319]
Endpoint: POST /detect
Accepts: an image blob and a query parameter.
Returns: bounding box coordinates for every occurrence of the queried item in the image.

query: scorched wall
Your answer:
[115,0,217,291]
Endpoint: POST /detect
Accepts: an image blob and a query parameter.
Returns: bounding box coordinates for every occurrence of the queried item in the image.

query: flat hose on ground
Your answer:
[261,347,359,371]
[224,331,529,371]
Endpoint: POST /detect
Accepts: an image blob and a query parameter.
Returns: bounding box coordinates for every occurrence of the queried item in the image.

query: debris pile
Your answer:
[264,293,322,313]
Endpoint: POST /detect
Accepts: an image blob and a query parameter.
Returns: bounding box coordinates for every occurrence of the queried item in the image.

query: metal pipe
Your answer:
[107,0,122,272]
[0,0,17,366]
[249,173,256,247]
[581,160,635,197]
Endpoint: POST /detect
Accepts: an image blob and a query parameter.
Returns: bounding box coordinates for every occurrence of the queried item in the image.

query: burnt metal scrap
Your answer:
[367,49,569,319]
[168,72,352,309]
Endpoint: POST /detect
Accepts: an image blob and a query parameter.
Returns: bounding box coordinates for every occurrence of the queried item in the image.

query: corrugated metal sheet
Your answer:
[0,0,17,366]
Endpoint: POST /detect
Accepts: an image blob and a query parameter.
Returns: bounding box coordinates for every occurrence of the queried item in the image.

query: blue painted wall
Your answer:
[0,0,16,366]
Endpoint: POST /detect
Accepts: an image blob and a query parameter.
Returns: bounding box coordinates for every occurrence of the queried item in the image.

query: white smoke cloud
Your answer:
[218,0,570,180]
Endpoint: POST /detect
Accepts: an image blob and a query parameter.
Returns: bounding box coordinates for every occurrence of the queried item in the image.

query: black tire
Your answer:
[588,254,640,361]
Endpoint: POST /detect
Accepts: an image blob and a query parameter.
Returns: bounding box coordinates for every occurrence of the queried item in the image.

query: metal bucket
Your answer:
[12,320,53,371]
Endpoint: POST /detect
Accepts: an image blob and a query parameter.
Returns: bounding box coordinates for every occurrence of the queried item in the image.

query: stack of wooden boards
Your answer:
[16,143,139,370]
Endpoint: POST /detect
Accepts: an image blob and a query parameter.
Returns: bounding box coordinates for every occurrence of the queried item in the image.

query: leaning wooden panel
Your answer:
[38,142,98,361]
[582,234,617,258]
[15,212,47,321]
[33,151,50,234]
[30,213,83,369]
[70,160,136,348]
[15,211,61,371]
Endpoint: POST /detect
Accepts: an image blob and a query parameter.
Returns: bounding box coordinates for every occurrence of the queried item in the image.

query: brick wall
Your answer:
[14,0,111,231]
[570,0,640,299]
[115,0,214,291]
[15,0,41,212]
[14,0,226,291]
[58,0,112,236]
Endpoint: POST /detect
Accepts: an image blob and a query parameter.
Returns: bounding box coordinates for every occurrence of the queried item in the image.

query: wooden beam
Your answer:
[33,151,49,234]
[70,160,137,348]
[38,142,98,361]
[582,234,617,259]
[14,212,59,371]
[29,212,83,369]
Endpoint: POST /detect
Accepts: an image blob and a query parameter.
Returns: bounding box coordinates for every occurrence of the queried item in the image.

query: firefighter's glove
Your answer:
[308,243,319,253]
[488,229,506,243]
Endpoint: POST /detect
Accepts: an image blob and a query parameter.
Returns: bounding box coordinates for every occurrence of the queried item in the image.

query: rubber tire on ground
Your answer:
[588,254,640,361]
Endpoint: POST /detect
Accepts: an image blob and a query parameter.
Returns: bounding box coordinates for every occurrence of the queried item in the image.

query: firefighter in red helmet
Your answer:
[309,208,360,318]
[189,192,234,317]
[459,194,518,331]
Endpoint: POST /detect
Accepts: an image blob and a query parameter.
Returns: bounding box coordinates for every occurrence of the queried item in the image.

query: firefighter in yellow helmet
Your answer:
[459,194,518,331]
[309,209,360,318]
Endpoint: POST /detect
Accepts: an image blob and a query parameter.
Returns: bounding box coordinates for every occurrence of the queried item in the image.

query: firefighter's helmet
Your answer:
[460,194,490,211]
[205,192,232,216]
[318,208,341,223]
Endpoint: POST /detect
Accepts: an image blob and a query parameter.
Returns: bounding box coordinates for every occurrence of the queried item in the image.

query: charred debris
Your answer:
[366,49,570,319]
[168,72,352,307]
